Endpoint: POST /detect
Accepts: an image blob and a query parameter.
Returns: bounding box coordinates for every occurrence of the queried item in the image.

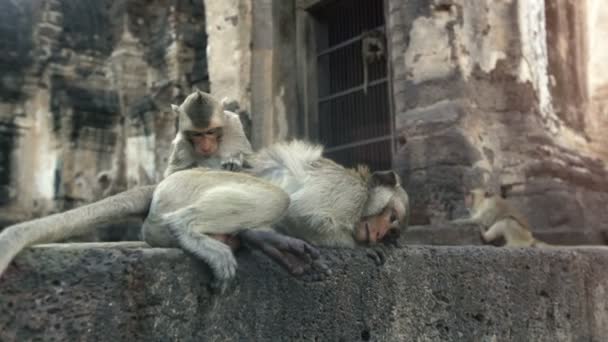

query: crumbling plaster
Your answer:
[205,0,299,149]
[390,0,608,237]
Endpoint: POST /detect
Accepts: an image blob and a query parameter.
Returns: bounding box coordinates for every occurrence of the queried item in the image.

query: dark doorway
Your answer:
[311,0,392,171]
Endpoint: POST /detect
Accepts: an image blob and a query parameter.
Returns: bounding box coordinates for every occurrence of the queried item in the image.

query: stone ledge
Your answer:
[401,223,483,245]
[401,224,607,246]
[1,243,608,341]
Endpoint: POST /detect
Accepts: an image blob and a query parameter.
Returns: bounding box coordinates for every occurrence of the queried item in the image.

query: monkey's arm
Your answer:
[164,133,198,178]
[218,111,253,172]
[239,229,330,277]
[0,185,156,277]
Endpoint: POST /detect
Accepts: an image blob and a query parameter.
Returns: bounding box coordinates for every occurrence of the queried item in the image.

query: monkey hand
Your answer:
[221,155,243,172]
[239,230,331,279]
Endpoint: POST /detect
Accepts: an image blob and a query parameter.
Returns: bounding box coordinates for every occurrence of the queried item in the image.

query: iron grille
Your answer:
[0,123,16,187]
[312,0,392,171]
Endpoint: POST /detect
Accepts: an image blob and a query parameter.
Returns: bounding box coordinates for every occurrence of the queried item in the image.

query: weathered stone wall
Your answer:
[205,0,301,149]
[0,0,209,224]
[2,0,607,246]
[586,0,608,159]
[389,0,608,243]
[2,243,608,341]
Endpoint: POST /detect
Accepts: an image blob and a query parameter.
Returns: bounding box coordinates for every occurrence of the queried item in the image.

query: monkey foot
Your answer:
[239,230,331,279]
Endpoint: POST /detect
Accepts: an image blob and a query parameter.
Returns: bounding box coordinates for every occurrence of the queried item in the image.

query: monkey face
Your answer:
[356,171,409,245]
[355,203,403,244]
[188,127,224,157]
[172,90,227,158]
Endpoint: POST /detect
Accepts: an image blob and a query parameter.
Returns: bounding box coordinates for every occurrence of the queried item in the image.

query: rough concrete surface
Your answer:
[402,224,484,246]
[2,242,608,341]
[401,224,607,247]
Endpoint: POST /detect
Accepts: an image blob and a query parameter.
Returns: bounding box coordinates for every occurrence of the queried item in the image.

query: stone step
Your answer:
[401,223,608,246]
[1,242,608,341]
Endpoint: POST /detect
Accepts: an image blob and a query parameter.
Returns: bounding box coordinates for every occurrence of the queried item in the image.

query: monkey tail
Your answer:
[0,185,156,277]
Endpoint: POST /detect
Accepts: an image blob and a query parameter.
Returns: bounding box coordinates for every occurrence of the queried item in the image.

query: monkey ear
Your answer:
[369,171,399,188]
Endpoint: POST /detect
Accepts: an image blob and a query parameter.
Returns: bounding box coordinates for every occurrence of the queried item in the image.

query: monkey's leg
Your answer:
[166,216,237,293]
[162,184,289,291]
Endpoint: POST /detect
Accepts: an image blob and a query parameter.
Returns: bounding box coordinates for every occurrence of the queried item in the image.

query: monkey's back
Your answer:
[151,168,282,212]
[143,168,289,247]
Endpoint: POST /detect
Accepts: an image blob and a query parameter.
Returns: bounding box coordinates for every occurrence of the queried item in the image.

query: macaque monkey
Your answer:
[452,188,548,247]
[164,89,252,177]
[361,29,386,95]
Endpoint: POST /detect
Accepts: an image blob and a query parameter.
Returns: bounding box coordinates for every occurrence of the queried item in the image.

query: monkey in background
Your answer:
[361,29,386,95]
[164,89,252,177]
[452,188,549,247]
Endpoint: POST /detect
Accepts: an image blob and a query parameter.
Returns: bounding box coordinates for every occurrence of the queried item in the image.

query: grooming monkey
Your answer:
[452,188,548,247]
[164,89,252,177]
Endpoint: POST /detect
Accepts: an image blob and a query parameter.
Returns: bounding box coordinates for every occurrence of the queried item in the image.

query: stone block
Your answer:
[2,242,608,341]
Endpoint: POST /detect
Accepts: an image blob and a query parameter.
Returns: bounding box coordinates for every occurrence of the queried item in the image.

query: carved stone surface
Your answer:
[0,0,209,224]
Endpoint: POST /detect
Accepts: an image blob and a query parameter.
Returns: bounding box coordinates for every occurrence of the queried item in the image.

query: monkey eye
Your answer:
[204,128,218,136]
[389,211,398,223]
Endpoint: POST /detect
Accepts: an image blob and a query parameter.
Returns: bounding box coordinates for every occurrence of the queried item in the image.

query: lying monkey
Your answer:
[0,141,410,291]
[452,188,548,247]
